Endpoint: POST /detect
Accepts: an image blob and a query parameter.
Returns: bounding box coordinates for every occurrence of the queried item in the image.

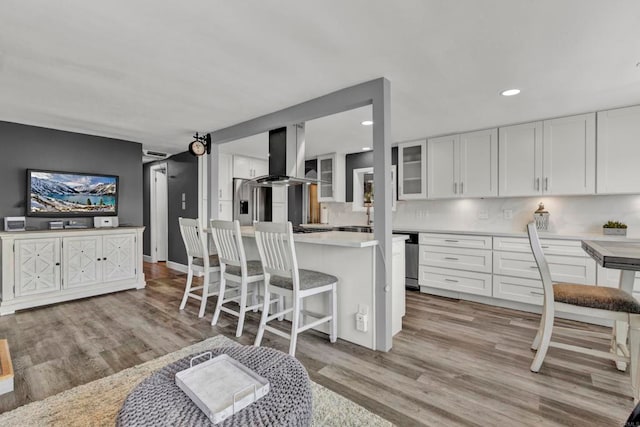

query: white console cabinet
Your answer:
[1,227,145,315]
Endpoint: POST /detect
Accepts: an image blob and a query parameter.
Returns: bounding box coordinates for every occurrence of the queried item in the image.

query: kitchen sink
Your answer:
[334,225,373,233]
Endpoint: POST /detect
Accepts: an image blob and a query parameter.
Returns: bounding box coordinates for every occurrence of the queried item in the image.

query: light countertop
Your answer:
[240,226,408,248]
[390,226,640,242]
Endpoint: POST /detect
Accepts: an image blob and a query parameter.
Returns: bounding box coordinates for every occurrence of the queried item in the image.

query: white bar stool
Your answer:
[178,218,221,318]
[209,220,265,337]
[253,221,338,357]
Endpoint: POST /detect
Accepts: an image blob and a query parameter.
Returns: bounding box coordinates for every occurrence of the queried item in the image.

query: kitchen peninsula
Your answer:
[238,227,408,350]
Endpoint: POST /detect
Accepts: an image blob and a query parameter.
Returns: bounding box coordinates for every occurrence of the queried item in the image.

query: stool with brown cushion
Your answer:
[527,222,640,402]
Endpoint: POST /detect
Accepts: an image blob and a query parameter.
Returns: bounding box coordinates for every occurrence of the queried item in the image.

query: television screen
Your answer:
[27,169,118,217]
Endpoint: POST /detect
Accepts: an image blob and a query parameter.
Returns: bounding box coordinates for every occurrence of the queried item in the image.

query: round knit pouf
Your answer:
[116,346,312,427]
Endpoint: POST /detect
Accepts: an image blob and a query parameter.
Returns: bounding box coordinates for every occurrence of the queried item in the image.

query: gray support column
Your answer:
[372,79,392,351]
[206,78,393,351]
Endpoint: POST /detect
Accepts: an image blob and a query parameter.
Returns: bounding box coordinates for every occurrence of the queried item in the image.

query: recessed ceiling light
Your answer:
[500,89,521,97]
[362,147,372,151]
[361,120,374,126]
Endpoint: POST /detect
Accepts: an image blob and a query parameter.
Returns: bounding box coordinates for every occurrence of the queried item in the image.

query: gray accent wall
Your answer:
[0,120,143,230]
[142,151,198,265]
[345,147,398,202]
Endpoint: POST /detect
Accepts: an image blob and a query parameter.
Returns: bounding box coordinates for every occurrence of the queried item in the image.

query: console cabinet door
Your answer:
[62,236,102,288]
[15,238,61,296]
[102,234,136,282]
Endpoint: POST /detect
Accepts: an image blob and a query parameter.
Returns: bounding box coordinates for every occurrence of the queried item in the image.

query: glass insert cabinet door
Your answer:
[399,140,427,199]
[319,156,334,199]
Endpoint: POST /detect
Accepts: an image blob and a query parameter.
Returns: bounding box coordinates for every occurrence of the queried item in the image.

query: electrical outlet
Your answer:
[503,209,513,220]
[356,313,368,332]
[478,209,489,220]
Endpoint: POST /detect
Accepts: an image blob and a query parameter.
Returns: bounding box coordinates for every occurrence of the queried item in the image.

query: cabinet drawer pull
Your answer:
[541,245,550,249]
[444,239,459,243]
[55,262,60,266]
[444,257,459,261]
[453,182,457,194]
[444,278,459,283]
[529,265,539,269]
[530,291,544,296]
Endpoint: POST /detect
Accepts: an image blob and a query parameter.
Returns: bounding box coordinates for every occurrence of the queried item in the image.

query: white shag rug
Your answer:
[0,335,391,426]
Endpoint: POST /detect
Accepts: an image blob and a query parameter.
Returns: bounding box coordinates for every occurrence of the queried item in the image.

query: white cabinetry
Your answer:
[498,115,596,197]
[317,153,345,202]
[233,155,268,179]
[498,121,543,197]
[418,233,492,296]
[217,200,233,221]
[218,153,233,201]
[597,105,640,194]
[427,129,497,198]
[14,238,61,296]
[1,227,145,315]
[63,236,101,288]
[271,186,287,223]
[542,113,595,195]
[102,234,136,282]
[492,236,595,306]
[398,140,427,200]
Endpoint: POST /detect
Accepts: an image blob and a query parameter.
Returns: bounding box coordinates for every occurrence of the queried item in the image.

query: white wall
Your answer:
[323,195,640,237]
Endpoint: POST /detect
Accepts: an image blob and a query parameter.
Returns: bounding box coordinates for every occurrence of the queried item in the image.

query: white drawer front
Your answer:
[596,265,640,290]
[493,237,586,257]
[419,245,492,273]
[493,251,595,284]
[419,233,492,250]
[419,266,492,296]
[493,275,544,305]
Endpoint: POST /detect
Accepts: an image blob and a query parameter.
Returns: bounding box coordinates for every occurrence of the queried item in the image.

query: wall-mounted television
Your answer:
[27,169,118,217]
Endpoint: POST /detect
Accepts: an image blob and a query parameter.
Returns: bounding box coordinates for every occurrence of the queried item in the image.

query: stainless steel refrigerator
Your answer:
[233,178,269,225]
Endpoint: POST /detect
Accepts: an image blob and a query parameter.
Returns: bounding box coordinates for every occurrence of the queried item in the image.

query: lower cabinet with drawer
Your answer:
[420,265,492,296]
[492,275,544,306]
[418,233,493,296]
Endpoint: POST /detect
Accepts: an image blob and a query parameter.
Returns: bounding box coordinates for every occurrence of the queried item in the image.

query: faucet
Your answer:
[366,204,373,226]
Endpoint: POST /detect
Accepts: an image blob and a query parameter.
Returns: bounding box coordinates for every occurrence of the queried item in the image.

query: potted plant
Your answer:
[603,220,628,236]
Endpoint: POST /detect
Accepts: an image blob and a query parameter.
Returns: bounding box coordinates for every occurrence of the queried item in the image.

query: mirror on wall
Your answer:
[353,166,396,212]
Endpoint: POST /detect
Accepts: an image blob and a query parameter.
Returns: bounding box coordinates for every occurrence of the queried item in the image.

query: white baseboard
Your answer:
[166,260,189,274]
[143,255,153,263]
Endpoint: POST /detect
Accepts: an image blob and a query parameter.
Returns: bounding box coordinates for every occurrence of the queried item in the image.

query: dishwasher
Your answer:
[394,231,420,290]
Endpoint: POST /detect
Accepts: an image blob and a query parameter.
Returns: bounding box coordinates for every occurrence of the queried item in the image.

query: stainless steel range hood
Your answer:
[246,174,324,187]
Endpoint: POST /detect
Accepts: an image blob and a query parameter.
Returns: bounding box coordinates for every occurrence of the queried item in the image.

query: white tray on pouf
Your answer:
[175,352,270,424]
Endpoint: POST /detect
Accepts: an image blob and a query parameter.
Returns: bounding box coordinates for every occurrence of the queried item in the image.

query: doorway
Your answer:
[150,163,168,262]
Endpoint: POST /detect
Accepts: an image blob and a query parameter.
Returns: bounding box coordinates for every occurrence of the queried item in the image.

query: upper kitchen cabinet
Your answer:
[542,113,595,196]
[317,153,345,202]
[498,121,543,197]
[499,115,596,197]
[428,129,498,199]
[597,105,640,194]
[233,155,268,179]
[398,140,427,200]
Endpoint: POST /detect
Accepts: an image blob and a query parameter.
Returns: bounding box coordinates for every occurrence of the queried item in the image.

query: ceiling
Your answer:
[1,1,639,155]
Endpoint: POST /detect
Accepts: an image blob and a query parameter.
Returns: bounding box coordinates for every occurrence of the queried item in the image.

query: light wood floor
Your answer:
[0,262,635,425]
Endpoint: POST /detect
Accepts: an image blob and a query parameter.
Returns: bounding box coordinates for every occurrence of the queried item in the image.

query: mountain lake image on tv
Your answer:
[28,170,118,216]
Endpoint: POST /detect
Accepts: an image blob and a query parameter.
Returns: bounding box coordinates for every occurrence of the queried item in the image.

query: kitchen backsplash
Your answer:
[321,195,640,237]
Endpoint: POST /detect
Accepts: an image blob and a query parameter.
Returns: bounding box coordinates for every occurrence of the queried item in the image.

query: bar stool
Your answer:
[209,220,265,337]
[254,221,338,356]
[178,218,221,318]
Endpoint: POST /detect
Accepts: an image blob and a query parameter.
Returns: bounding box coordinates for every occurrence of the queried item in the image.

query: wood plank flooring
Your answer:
[0,262,635,425]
